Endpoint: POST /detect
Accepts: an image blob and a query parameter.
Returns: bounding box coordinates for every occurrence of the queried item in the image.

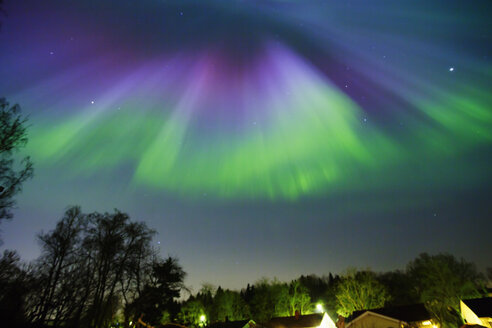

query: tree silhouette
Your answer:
[25,206,162,328]
[0,250,32,327]
[29,206,86,326]
[0,98,33,225]
[334,269,390,317]
[127,256,186,326]
[407,253,485,327]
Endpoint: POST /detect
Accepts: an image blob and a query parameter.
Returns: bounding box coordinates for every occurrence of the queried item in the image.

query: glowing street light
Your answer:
[316,303,324,312]
[199,314,207,327]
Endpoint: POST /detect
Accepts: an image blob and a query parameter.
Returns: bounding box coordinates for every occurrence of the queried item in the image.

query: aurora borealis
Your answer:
[0,0,491,289]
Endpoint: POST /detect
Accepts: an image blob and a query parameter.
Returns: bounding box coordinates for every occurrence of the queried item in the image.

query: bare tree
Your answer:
[28,206,86,325]
[27,207,160,328]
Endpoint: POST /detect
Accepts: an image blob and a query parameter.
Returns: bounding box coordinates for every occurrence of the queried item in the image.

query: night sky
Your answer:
[0,0,491,291]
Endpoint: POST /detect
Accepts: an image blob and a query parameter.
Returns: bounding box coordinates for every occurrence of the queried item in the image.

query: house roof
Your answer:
[266,313,324,328]
[345,311,407,328]
[348,304,431,323]
[208,320,255,328]
[462,298,492,318]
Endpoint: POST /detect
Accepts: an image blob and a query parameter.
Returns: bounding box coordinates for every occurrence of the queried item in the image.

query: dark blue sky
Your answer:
[0,0,491,291]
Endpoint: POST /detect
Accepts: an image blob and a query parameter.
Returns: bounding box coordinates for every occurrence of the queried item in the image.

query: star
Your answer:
[449,67,454,72]
[91,100,95,104]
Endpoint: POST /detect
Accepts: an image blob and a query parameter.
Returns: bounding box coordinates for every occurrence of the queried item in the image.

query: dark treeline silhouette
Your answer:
[0,206,490,328]
[0,206,185,328]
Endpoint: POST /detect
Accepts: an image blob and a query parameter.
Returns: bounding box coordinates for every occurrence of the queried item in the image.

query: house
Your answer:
[266,312,337,328]
[208,319,258,328]
[345,304,433,328]
[461,297,492,328]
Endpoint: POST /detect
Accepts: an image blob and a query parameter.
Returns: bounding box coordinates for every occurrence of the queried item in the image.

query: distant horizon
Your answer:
[3,207,490,292]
